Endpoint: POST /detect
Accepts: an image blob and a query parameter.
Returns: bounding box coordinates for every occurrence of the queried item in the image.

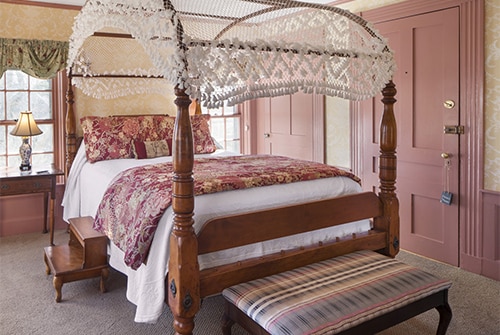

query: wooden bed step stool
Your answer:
[43,216,109,302]
[222,250,452,335]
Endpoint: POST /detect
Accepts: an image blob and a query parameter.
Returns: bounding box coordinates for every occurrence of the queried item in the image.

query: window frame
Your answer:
[203,104,242,153]
[0,70,66,176]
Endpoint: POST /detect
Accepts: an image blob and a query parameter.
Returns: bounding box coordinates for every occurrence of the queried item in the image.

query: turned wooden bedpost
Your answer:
[65,71,76,178]
[374,80,400,257]
[168,87,200,335]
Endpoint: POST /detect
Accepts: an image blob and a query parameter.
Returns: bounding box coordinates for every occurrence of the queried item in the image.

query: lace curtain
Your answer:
[0,38,68,79]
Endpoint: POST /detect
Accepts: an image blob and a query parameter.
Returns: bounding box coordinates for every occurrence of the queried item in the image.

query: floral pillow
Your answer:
[190,114,217,154]
[81,114,214,162]
[81,115,174,163]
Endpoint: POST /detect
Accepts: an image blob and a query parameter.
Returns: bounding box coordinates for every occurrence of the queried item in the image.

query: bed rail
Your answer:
[198,191,382,254]
[196,191,385,297]
[199,229,386,297]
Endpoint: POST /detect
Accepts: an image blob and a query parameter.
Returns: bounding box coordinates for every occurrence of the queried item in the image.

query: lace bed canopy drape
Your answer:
[68,0,396,108]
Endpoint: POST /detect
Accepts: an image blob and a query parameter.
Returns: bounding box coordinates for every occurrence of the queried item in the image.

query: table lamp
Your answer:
[10,111,43,172]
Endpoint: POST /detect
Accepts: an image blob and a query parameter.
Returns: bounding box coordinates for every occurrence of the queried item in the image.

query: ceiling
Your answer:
[28,0,84,6]
[23,1,394,17]
[27,0,339,7]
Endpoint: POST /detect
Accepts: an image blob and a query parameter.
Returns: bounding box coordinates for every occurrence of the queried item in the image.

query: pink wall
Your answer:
[460,190,500,281]
[0,184,67,237]
[481,191,500,279]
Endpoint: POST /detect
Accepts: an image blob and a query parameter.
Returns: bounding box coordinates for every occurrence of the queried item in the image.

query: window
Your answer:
[0,70,62,169]
[203,104,241,153]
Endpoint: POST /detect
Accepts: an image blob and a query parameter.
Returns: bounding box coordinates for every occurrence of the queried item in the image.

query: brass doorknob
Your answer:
[441,153,450,159]
[443,100,455,109]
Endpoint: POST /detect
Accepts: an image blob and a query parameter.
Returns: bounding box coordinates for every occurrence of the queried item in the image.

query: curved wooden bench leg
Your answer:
[436,302,452,335]
[100,267,109,293]
[44,253,51,275]
[53,276,63,302]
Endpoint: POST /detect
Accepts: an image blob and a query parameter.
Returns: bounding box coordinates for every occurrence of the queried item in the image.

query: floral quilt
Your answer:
[93,155,360,270]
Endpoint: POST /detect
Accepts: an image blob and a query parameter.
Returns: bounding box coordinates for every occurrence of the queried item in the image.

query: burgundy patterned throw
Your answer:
[93,155,360,270]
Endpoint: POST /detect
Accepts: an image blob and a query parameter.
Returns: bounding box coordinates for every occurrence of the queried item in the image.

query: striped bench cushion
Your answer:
[222,250,452,335]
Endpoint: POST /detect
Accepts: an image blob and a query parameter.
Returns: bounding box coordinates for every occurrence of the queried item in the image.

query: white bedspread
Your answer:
[62,145,369,323]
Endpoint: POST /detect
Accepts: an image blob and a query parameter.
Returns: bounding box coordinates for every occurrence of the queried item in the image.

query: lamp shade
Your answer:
[10,111,43,137]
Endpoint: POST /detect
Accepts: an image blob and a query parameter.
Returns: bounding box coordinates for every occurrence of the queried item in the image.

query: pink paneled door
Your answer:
[255,92,314,161]
[361,8,460,266]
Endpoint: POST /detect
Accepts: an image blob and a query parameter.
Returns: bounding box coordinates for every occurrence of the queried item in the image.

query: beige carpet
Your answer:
[0,230,498,335]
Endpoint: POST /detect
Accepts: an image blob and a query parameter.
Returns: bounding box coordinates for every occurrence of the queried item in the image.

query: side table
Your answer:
[0,167,64,245]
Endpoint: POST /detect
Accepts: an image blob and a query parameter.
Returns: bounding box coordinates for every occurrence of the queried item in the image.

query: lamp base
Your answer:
[19,163,32,172]
[19,137,32,172]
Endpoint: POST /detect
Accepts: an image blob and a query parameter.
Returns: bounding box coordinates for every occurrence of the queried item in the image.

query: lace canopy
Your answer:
[68,0,396,108]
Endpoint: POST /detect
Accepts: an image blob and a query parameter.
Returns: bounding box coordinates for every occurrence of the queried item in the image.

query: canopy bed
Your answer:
[63,1,398,334]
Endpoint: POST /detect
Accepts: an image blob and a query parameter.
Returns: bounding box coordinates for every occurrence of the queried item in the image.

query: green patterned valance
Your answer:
[0,38,68,79]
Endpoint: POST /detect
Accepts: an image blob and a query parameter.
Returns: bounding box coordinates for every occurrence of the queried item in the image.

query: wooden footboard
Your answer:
[197,192,386,297]
[198,192,382,254]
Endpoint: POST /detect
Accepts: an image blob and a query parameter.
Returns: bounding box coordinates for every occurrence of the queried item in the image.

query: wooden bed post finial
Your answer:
[168,87,200,335]
[375,80,400,257]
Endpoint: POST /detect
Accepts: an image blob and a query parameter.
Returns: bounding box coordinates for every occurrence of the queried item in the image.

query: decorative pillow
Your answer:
[81,116,135,163]
[132,140,171,159]
[190,114,217,154]
[81,115,174,163]
[137,115,175,142]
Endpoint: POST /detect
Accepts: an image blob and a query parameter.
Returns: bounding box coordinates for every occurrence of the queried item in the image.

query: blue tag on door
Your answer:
[440,191,453,205]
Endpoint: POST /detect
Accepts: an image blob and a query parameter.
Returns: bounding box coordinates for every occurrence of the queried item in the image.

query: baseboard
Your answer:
[460,253,483,275]
[461,252,500,281]
[481,258,500,281]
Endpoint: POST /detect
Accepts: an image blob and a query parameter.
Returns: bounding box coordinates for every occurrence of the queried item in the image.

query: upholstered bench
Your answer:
[222,250,452,335]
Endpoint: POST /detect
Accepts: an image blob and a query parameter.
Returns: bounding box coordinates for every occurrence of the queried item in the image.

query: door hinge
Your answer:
[443,125,464,135]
